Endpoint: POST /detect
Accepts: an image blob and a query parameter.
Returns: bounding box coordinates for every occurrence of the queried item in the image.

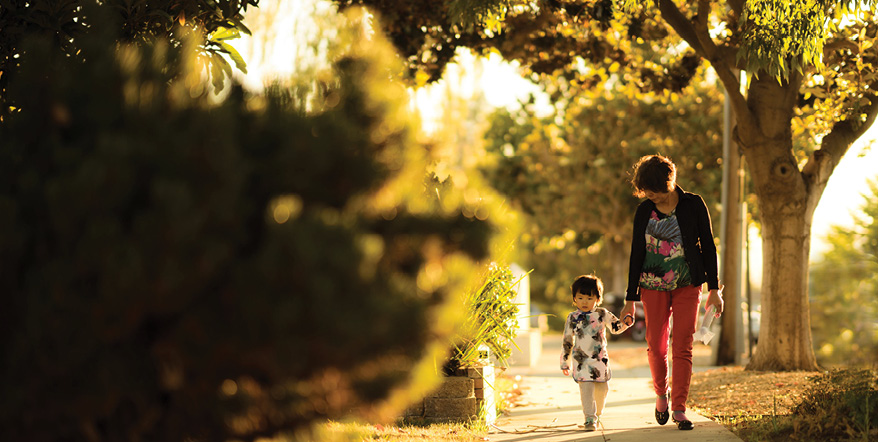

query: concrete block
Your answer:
[399,366,498,424]
[472,376,484,390]
[431,376,474,398]
[425,397,477,419]
[474,386,484,400]
[403,399,424,417]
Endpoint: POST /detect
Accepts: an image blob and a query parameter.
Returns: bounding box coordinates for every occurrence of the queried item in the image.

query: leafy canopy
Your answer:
[454,0,878,82]
[0,0,258,117]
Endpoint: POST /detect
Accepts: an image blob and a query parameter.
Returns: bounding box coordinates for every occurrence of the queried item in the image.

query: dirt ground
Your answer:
[607,338,819,418]
[689,366,819,417]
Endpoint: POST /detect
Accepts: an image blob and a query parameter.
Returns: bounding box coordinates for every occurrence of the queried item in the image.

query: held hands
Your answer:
[620,301,636,326]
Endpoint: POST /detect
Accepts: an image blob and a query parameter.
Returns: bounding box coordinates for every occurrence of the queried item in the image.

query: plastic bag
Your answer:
[693,305,717,344]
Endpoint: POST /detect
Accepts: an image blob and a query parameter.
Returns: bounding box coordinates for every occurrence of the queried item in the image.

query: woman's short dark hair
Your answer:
[631,154,677,198]
[571,274,603,302]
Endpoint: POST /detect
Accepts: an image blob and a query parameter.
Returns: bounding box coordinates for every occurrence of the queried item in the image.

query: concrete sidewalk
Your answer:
[488,335,742,442]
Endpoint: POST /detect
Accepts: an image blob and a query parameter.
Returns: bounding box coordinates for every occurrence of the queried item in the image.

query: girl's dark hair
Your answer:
[631,154,677,198]
[571,274,603,302]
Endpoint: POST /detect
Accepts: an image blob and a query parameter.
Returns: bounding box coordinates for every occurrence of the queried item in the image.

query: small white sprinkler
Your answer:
[693,305,717,344]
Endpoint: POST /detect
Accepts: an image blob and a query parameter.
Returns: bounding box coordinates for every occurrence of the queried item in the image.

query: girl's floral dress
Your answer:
[639,209,691,290]
[560,308,629,382]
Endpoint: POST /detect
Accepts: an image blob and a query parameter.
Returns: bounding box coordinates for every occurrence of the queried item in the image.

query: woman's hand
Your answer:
[706,286,724,317]
[620,301,636,325]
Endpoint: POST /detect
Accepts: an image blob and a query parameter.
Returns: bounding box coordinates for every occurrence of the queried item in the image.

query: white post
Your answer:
[509,263,540,366]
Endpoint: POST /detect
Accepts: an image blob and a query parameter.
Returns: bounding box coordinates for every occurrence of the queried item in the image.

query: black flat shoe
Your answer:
[655,408,669,425]
[672,415,693,430]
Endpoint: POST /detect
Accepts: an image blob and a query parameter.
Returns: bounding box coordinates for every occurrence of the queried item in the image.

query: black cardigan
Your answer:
[625,186,720,302]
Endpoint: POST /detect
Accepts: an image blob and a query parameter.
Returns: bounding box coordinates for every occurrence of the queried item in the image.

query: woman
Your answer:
[618,155,723,431]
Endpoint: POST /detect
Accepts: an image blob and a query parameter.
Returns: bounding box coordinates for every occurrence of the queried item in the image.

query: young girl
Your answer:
[561,274,633,431]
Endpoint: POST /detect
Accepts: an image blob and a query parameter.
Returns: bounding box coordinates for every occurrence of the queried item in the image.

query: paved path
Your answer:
[488,334,742,442]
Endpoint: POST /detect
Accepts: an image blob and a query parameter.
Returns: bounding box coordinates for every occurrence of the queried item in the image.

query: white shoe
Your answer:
[584,417,596,431]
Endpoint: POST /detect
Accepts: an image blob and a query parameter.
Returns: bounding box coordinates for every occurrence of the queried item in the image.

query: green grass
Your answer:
[295,420,486,441]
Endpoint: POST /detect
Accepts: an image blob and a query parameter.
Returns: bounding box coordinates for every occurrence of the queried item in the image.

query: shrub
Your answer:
[792,368,878,441]
[0,10,493,442]
[445,263,522,373]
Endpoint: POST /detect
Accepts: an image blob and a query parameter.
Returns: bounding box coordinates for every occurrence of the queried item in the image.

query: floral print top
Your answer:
[560,308,629,382]
[639,209,692,291]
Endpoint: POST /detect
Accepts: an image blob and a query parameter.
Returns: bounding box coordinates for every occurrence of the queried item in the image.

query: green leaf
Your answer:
[218,41,247,74]
[146,9,174,22]
[230,17,252,36]
[210,52,230,93]
[210,59,225,93]
[210,26,240,42]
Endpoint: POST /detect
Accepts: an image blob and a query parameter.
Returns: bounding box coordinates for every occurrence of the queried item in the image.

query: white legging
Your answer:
[579,381,609,421]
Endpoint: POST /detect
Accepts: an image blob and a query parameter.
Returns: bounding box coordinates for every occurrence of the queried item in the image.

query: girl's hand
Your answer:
[562,368,569,376]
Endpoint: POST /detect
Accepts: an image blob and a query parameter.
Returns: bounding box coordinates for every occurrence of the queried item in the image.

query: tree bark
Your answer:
[748,206,819,370]
[732,76,820,371]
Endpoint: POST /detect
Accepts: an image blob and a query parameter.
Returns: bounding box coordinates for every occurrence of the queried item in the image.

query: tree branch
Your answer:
[656,0,707,56]
[782,70,805,113]
[802,93,878,213]
[715,42,748,69]
[727,0,744,17]
[654,1,757,143]
[713,66,758,142]
[705,48,757,143]
[695,0,710,39]
[824,38,858,55]
[693,1,722,60]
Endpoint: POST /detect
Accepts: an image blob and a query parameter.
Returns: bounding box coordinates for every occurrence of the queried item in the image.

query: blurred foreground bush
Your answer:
[0,10,494,442]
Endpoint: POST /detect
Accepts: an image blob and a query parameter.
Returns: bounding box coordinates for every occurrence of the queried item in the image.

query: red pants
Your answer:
[640,285,702,412]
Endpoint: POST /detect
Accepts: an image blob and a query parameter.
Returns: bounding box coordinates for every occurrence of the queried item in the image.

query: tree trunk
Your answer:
[747,202,818,370]
[739,137,820,371]
[736,76,819,371]
[716,82,742,366]
[605,235,628,297]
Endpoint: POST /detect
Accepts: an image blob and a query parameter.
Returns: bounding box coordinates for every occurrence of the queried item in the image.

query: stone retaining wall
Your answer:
[404,366,496,425]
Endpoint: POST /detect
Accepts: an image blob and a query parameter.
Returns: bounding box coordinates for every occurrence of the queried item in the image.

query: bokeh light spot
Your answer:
[271,195,303,224]
[221,379,238,396]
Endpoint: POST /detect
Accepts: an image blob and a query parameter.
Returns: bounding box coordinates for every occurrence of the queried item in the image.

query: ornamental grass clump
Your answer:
[445,264,523,373]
